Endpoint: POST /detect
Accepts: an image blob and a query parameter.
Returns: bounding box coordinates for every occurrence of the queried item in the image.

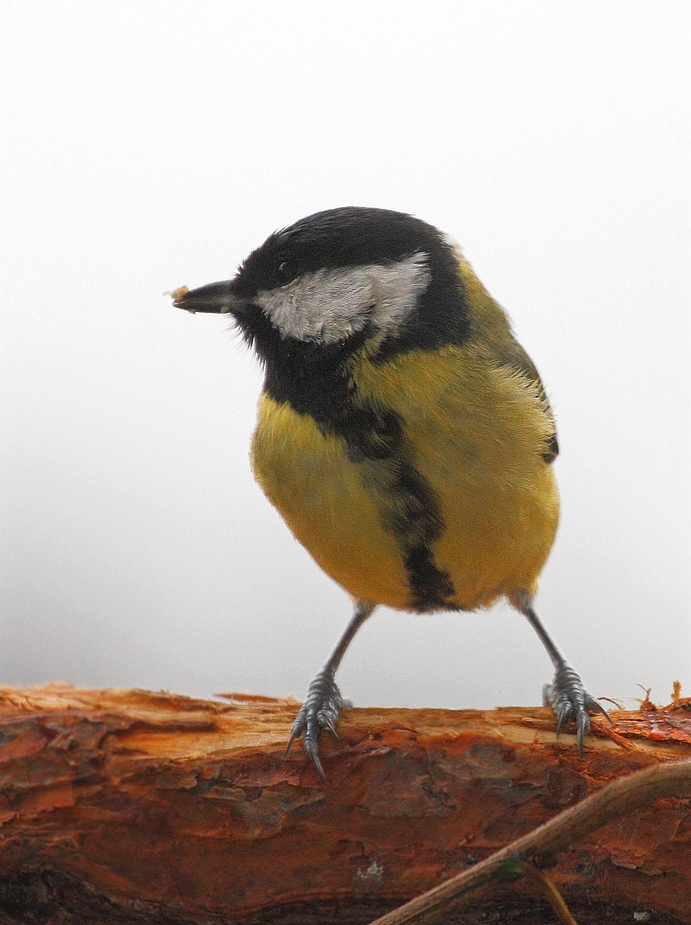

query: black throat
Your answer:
[238,310,458,613]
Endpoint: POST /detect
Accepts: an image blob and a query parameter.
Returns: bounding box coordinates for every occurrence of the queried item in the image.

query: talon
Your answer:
[303,733,326,781]
[587,696,612,720]
[285,714,306,755]
[544,662,608,754]
[576,710,591,756]
[285,666,344,778]
[318,713,341,743]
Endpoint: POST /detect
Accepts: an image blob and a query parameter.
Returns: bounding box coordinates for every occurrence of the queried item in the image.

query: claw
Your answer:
[544,663,610,756]
[285,714,306,755]
[317,713,341,743]
[285,666,344,778]
[303,733,326,782]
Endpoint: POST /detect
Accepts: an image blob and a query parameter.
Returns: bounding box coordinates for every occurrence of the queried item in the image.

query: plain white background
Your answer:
[2,2,689,718]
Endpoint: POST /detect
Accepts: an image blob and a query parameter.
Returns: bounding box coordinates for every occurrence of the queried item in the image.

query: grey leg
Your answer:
[287,600,376,779]
[510,590,610,754]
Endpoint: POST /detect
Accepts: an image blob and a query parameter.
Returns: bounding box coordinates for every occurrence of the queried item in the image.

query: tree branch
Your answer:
[368,760,691,924]
[0,684,690,923]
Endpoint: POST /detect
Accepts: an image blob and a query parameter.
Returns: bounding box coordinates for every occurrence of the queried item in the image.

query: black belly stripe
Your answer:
[322,400,457,612]
[260,332,458,611]
[386,459,457,611]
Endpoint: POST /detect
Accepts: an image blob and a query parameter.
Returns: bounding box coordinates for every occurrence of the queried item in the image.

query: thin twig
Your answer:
[519,862,579,925]
[368,759,691,925]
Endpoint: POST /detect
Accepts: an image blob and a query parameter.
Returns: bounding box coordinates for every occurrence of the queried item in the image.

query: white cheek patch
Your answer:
[255,253,430,344]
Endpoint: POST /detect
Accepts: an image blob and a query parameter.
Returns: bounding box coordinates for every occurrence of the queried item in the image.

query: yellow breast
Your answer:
[250,344,559,612]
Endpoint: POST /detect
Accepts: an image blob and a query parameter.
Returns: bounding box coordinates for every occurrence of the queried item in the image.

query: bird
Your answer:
[173,207,608,778]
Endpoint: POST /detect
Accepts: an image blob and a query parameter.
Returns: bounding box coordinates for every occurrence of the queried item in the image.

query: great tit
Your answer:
[174,207,607,778]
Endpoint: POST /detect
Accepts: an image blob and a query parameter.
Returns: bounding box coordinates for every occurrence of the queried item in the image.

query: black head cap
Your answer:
[231,207,470,356]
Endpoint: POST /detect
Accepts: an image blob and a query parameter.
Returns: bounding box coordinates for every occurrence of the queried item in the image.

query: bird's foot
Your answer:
[543,663,610,755]
[286,666,343,780]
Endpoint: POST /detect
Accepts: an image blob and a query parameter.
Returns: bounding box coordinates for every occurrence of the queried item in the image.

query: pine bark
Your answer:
[0,684,690,924]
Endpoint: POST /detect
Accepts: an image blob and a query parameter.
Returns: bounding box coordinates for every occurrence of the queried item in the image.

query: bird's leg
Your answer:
[510,590,610,754]
[287,600,376,779]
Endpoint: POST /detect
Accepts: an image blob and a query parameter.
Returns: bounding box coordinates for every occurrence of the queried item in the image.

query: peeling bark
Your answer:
[0,685,690,924]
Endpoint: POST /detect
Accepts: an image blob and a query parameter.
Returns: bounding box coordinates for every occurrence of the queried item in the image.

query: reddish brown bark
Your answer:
[0,684,690,924]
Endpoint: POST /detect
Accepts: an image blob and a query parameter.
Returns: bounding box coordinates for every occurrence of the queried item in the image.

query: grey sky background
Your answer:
[2,2,689,717]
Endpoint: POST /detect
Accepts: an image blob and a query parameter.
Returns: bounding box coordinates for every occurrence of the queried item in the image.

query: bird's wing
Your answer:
[504,340,559,463]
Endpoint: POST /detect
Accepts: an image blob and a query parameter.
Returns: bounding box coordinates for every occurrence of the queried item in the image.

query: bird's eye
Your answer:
[276,258,298,284]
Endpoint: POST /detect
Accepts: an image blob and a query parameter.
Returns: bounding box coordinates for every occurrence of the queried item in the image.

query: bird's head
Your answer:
[173,208,470,370]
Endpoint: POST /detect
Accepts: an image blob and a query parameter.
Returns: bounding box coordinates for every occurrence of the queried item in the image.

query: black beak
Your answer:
[172,280,246,314]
